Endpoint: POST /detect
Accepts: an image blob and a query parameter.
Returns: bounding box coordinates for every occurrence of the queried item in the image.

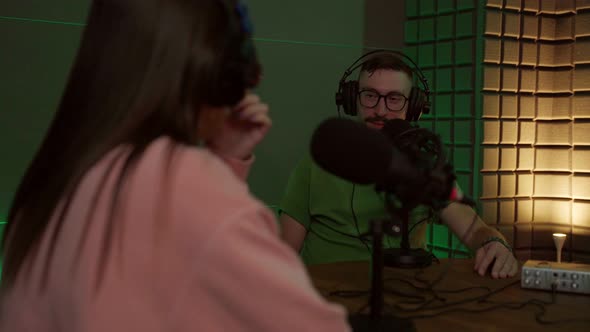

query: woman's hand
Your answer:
[207,93,271,160]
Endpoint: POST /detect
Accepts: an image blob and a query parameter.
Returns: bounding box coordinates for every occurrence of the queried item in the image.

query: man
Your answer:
[279,52,518,279]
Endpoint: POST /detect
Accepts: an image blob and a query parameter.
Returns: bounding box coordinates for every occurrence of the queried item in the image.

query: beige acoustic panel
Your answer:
[519,69,537,93]
[484,66,501,91]
[556,16,574,40]
[539,16,574,41]
[502,39,520,65]
[553,70,573,93]
[573,122,590,145]
[518,121,537,144]
[483,120,501,144]
[572,227,590,253]
[486,10,503,36]
[536,71,553,93]
[539,0,576,14]
[536,96,571,120]
[486,0,503,9]
[481,199,498,224]
[575,12,590,38]
[535,148,571,171]
[500,173,517,197]
[574,67,590,91]
[539,44,573,67]
[518,147,535,170]
[484,39,502,64]
[573,96,590,118]
[517,199,534,222]
[573,201,590,227]
[538,44,554,67]
[504,0,521,11]
[501,94,518,118]
[572,175,590,199]
[572,253,590,263]
[504,12,521,38]
[536,122,571,145]
[578,0,590,10]
[482,147,500,171]
[482,173,499,198]
[500,147,518,170]
[520,42,537,66]
[533,199,572,224]
[499,199,516,224]
[538,70,574,93]
[517,173,534,197]
[534,174,571,198]
[522,15,539,39]
[539,0,558,14]
[539,16,557,40]
[501,120,518,144]
[574,40,590,64]
[501,67,519,92]
[523,0,540,12]
[554,43,573,66]
[556,0,576,13]
[483,94,501,118]
[536,97,553,119]
[519,95,536,118]
[573,149,590,172]
[515,221,533,249]
[497,224,516,247]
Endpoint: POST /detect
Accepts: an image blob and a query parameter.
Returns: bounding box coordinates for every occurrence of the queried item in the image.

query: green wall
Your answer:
[0,0,483,261]
[405,0,484,258]
[0,1,366,220]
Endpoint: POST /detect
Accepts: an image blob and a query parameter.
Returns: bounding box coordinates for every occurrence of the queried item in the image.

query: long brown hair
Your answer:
[1,0,259,288]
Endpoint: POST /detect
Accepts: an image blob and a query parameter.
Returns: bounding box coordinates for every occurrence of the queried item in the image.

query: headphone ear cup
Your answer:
[407,87,427,122]
[342,80,359,116]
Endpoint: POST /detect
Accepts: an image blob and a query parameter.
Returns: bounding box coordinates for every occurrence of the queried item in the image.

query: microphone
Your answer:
[310,117,468,209]
[310,117,424,190]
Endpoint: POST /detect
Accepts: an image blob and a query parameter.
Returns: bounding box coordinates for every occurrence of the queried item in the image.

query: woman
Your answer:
[0,1,350,331]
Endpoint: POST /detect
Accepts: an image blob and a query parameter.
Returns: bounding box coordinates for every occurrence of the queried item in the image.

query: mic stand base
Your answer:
[348,313,416,332]
[383,247,433,268]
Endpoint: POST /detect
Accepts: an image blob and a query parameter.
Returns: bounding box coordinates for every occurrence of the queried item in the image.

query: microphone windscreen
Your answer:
[310,118,392,185]
[381,119,413,143]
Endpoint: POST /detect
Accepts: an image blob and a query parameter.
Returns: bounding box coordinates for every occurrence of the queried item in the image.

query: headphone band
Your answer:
[339,49,430,96]
[336,49,431,120]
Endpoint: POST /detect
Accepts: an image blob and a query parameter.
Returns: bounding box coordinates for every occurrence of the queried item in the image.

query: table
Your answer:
[307,259,590,332]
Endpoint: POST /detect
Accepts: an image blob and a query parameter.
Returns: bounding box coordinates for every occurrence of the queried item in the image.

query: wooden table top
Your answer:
[307,259,590,332]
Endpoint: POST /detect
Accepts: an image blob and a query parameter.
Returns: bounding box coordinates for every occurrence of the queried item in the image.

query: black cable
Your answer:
[407,210,434,235]
[350,183,372,255]
[383,283,590,326]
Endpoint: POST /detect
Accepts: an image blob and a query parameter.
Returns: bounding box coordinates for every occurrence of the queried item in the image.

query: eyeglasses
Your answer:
[358,89,408,112]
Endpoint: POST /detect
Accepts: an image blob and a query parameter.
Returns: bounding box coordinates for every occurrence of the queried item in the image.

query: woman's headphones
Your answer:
[335,50,431,122]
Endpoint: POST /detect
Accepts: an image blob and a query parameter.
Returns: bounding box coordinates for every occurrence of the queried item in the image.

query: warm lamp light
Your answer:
[553,233,567,263]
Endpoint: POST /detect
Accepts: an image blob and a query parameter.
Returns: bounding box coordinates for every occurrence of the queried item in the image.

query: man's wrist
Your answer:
[479,236,513,253]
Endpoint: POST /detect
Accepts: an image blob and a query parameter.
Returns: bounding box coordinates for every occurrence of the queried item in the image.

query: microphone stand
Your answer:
[382,194,433,268]
[347,218,416,332]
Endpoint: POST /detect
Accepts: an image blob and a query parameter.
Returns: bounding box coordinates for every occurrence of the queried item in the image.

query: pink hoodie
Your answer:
[0,137,350,332]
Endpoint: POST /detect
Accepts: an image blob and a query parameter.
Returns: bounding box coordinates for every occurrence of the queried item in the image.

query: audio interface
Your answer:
[521,260,590,295]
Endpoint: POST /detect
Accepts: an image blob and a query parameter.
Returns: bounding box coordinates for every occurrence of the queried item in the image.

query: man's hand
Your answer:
[474,241,518,279]
[207,93,271,160]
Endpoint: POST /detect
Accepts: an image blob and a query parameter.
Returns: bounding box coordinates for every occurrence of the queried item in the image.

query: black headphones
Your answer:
[335,50,431,122]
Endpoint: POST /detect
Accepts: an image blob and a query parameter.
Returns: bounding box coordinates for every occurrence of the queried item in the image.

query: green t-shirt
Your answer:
[279,154,439,265]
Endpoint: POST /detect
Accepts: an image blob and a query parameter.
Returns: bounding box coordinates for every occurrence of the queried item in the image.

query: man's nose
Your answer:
[375,98,388,115]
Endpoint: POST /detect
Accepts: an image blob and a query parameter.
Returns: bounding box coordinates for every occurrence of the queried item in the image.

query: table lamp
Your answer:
[553,233,566,263]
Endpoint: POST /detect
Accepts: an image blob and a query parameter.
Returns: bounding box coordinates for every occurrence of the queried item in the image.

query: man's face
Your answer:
[357,69,413,130]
